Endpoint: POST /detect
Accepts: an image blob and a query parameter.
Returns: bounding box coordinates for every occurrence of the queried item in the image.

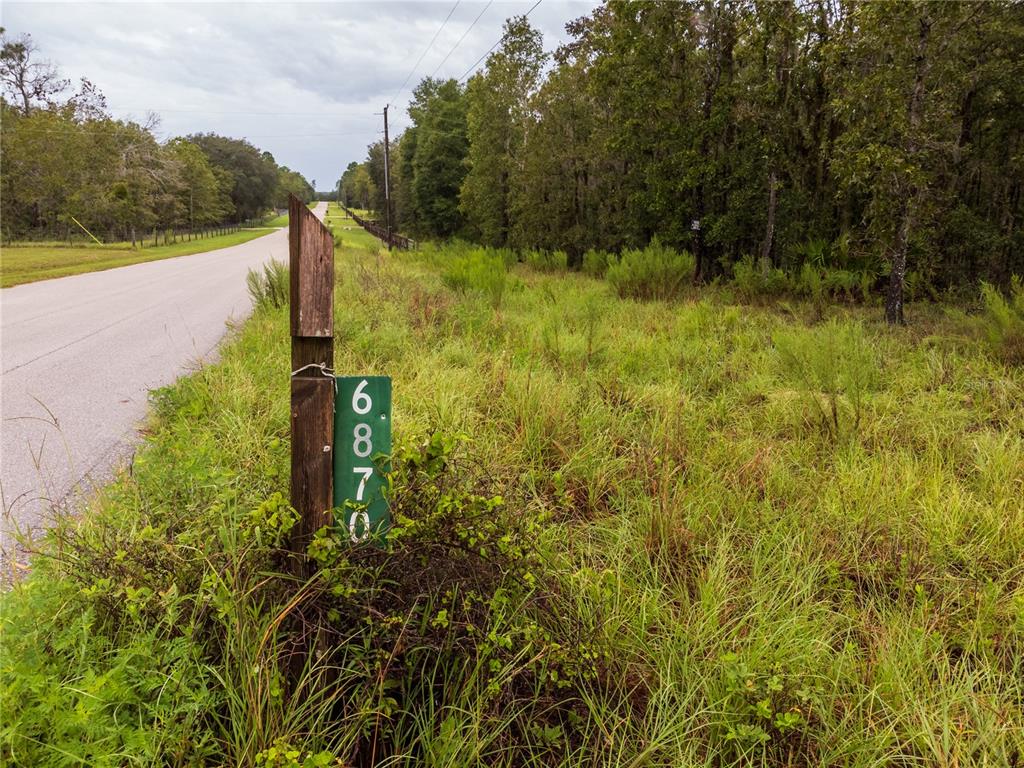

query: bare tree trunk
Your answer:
[693,11,724,284]
[886,197,913,324]
[885,14,931,326]
[760,169,778,275]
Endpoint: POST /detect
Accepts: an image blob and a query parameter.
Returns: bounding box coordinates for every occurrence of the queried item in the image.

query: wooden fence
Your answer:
[340,205,416,250]
[4,218,266,248]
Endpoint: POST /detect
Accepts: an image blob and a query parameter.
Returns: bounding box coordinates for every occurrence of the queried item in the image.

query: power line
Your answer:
[457,0,544,83]
[7,125,381,139]
[427,0,494,80]
[109,108,380,118]
[390,0,461,106]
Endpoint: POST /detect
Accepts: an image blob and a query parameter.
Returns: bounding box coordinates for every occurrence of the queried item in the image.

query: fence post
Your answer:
[289,194,335,580]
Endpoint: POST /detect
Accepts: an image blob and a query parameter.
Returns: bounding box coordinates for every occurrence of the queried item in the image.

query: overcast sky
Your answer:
[2,1,599,187]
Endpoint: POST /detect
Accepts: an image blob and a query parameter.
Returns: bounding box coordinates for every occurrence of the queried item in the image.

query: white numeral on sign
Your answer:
[352,379,372,415]
[348,379,378,543]
[349,510,370,543]
[353,424,373,457]
[353,467,373,501]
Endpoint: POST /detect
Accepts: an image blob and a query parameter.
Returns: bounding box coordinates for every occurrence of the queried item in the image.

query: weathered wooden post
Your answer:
[289,195,335,578]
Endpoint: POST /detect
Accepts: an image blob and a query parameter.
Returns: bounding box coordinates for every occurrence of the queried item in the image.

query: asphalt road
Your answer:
[0,203,326,560]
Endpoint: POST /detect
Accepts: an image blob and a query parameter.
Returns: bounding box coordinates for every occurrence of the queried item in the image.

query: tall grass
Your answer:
[773,319,880,437]
[2,240,1022,766]
[980,276,1024,364]
[439,248,509,310]
[605,240,694,301]
[247,259,289,309]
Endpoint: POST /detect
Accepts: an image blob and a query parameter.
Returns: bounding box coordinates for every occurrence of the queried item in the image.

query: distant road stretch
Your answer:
[0,203,327,558]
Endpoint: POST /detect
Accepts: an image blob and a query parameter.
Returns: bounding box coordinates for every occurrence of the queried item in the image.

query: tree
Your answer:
[406,78,469,237]
[460,16,546,247]
[167,138,234,227]
[340,162,375,210]
[0,28,69,114]
[831,1,992,323]
[509,58,594,257]
[187,134,280,219]
[274,166,315,208]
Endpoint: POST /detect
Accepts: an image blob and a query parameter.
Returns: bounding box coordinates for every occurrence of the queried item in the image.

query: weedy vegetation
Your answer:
[2,233,1022,767]
[605,239,695,301]
[247,259,289,310]
[979,276,1024,365]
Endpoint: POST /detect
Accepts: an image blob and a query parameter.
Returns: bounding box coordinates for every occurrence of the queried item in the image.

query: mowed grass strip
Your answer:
[262,212,289,228]
[263,201,322,229]
[1,228,276,288]
[324,202,386,250]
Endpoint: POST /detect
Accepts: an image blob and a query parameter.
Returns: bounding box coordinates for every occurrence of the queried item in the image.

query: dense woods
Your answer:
[343,0,1024,322]
[0,28,314,243]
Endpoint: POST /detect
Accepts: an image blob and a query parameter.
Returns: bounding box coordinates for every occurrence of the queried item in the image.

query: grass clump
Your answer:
[980,276,1024,364]
[605,238,693,301]
[581,248,611,278]
[440,248,508,309]
[247,259,289,309]
[773,318,880,438]
[733,255,790,302]
[524,249,568,273]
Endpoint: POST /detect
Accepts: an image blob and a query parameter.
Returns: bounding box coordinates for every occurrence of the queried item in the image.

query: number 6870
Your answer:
[349,379,375,542]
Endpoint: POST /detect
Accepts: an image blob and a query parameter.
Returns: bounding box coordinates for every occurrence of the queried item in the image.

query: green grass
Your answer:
[2,237,1022,766]
[1,228,277,288]
[324,202,385,250]
[263,212,290,228]
[261,202,330,230]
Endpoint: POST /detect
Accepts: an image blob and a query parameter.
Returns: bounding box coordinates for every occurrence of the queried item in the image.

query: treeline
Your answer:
[343,0,1024,323]
[0,29,314,242]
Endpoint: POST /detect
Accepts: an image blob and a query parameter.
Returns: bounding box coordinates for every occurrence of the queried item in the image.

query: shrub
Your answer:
[524,249,568,273]
[773,319,880,437]
[796,262,826,316]
[581,249,611,278]
[822,268,858,302]
[733,255,790,302]
[294,432,600,759]
[980,276,1024,365]
[247,260,289,309]
[1,432,597,766]
[605,239,693,301]
[791,237,830,267]
[1,578,222,766]
[714,652,822,762]
[795,264,878,307]
[493,247,519,269]
[440,249,508,309]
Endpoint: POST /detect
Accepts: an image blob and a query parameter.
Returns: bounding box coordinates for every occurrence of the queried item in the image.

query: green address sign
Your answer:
[333,376,392,543]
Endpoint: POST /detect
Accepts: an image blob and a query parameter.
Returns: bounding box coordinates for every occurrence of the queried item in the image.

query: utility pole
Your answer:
[383,104,392,250]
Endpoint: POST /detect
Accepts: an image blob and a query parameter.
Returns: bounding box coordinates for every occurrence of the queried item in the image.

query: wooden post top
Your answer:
[289,195,334,338]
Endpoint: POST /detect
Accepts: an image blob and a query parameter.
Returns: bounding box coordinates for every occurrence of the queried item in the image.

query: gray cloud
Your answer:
[3,1,599,186]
